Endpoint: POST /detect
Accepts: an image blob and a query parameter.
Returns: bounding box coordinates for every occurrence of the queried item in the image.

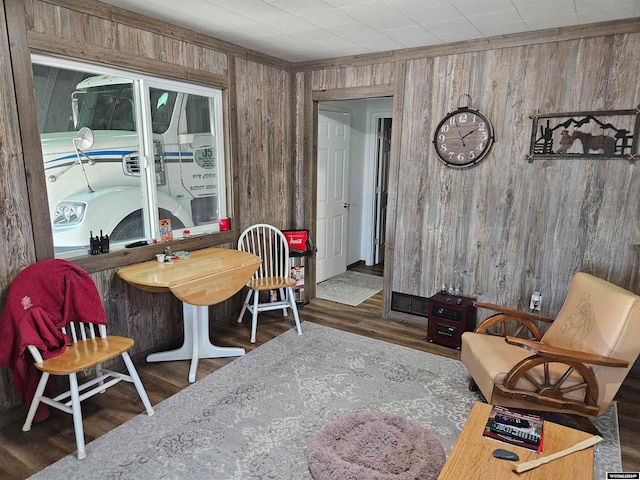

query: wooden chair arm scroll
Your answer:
[505,337,630,368]
[473,301,555,323]
[472,301,552,340]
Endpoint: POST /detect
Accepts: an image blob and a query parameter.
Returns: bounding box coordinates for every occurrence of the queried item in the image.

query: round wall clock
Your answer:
[433,106,495,168]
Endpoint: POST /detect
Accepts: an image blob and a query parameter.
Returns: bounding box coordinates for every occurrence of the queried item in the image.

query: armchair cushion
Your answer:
[461,333,532,404]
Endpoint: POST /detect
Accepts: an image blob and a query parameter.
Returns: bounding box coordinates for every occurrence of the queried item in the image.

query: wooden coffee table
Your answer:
[438,402,595,479]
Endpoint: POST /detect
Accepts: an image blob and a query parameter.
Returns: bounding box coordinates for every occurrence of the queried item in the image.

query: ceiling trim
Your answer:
[293,17,640,72]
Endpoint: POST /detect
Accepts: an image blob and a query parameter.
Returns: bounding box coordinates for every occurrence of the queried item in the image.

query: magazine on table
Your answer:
[483,405,544,453]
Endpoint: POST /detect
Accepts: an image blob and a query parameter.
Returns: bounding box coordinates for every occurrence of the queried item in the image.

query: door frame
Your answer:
[304,68,406,318]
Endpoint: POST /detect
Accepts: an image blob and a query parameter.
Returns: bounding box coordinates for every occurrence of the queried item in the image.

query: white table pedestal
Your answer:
[147,303,245,383]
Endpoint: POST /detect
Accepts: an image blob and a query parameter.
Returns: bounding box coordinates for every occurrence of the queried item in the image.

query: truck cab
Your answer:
[41,74,222,252]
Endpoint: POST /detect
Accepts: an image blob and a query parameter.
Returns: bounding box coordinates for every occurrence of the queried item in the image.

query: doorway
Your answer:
[315,98,393,284]
[374,116,392,266]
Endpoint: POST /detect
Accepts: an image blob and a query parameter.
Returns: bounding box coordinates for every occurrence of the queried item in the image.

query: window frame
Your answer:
[31,54,232,263]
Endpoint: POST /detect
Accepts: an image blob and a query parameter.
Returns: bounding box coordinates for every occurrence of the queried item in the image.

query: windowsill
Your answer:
[71,230,236,274]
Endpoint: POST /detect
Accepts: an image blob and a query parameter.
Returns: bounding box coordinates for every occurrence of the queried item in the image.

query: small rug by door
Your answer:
[316,271,383,306]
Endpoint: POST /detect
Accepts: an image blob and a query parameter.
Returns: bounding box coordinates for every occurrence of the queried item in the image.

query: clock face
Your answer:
[433,108,495,168]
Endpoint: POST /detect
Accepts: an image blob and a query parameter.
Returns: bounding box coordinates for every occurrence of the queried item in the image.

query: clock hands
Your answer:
[454,119,466,147]
[454,120,477,147]
[461,129,476,140]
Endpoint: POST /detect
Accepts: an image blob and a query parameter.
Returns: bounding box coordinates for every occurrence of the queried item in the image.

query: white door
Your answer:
[374,117,392,264]
[317,109,350,283]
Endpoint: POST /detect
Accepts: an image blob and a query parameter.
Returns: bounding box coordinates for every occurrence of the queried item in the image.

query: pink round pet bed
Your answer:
[306,410,446,480]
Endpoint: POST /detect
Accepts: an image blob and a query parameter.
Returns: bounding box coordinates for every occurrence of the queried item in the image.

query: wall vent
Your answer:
[391,291,429,317]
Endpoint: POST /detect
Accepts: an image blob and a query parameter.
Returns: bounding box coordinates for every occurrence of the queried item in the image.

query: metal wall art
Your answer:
[527,106,639,163]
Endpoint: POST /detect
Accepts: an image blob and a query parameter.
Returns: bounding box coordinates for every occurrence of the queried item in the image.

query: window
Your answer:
[31,55,227,257]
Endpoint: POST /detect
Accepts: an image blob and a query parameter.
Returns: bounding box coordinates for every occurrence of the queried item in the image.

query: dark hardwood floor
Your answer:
[348,259,384,277]
[0,264,638,478]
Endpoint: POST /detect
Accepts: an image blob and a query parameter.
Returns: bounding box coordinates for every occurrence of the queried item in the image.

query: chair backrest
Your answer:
[542,272,640,408]
[62,321,108,343]
[238,224,290,280]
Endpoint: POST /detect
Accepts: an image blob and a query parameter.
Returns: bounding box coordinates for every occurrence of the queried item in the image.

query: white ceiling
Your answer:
[100,0,640,63]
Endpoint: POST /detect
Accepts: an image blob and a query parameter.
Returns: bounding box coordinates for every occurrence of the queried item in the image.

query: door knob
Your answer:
[344,203,351,208]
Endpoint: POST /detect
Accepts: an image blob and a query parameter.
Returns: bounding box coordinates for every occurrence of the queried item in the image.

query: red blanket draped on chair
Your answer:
[0,259,107,421]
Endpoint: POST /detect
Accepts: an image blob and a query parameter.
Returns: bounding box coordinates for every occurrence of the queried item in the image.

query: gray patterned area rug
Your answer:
[29,323,621,480]
[316,271,383,306]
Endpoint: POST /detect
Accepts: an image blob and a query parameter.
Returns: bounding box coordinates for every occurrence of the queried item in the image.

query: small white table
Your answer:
[117,247,261,382]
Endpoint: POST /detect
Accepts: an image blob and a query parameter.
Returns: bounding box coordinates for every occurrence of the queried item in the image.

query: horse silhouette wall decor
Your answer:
[527,107,639,163]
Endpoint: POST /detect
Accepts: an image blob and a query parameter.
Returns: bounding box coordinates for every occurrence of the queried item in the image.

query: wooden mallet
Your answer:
[512,435,603,473]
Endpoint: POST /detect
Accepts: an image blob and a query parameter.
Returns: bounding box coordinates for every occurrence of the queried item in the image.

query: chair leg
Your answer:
[68,373,87,459]
[22,372,50,432]
[96,365,106,394]
[121,351,154,416]
[468,378,479,392]
[279,288,288,316]
[287,287,302,336]
[237,289,252,323]
[251,289,259,343]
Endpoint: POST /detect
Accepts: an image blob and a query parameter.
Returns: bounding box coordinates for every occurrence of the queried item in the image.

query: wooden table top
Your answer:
[117,247,261,306]
[438,402,595,480]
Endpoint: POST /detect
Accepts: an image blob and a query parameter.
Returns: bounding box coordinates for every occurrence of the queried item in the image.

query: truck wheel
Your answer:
[111,209,185,242]
[110,210,144,242]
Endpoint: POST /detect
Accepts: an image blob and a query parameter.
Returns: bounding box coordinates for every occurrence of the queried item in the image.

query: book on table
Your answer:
[483,405,544,453]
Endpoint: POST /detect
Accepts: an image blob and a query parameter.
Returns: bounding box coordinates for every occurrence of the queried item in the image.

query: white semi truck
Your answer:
[41,75,223,251]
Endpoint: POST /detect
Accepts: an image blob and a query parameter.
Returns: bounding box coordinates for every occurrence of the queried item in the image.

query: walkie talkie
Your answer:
[99,230,110,253]
[89,231,101,255]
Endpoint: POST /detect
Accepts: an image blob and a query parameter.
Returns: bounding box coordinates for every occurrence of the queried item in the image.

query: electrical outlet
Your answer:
[529,292,541,311]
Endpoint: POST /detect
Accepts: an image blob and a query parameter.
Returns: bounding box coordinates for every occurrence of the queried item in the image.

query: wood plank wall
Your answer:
[0,0,39,411]
[26,0,228,77]
[299,31,640,326]
[398,35,640,313]
[234,58,295,232]
[311,63,395,91]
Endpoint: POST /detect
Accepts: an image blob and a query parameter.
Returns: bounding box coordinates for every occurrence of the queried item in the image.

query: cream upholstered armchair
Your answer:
[461,272,640,433]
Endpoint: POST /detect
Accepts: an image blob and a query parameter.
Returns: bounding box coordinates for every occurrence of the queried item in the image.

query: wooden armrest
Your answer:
[505,336,629,368]
[473,301,555,323]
